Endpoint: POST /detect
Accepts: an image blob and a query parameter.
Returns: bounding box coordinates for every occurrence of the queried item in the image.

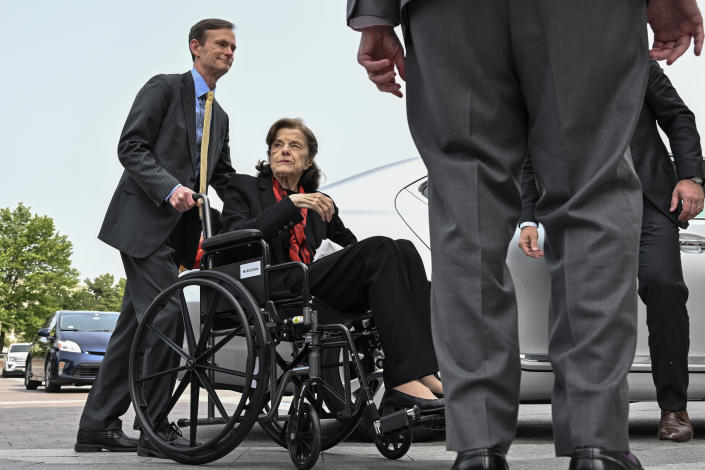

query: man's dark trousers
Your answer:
[639,197,690,411]
[402,0,648,455]
[80,211,198,431]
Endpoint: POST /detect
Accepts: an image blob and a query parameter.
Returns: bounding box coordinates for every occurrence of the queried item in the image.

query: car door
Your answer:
[33,313,57,381]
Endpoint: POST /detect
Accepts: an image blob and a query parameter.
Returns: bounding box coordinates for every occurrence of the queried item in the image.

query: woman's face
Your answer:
[269,128,312,185]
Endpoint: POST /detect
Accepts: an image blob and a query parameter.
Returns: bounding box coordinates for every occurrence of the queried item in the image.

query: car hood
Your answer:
[60,331,112,353]
[7,352,27,361]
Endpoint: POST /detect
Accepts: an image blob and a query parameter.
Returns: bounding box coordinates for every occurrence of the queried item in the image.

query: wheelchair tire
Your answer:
[374,427,412,460]
[287,402,321,470]
[128,270,270,465]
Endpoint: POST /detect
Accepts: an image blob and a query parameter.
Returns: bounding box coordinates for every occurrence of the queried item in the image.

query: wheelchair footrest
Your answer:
[379,405,421,434]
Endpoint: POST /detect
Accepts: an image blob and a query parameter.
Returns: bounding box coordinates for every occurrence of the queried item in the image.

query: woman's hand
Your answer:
[289,193,335,222]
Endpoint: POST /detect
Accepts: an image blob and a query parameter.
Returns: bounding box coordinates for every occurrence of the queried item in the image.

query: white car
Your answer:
[322,157,705,401]
[2,343,31,378]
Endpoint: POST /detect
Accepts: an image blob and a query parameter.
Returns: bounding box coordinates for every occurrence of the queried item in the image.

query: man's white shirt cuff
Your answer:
[519,221,538,229]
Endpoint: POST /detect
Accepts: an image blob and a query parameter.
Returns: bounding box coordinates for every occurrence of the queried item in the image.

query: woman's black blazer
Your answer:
[220,174,357,265]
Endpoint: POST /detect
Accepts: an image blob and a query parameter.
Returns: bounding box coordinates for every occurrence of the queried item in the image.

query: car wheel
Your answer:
[44,359,61,393]
[24,360,40,390]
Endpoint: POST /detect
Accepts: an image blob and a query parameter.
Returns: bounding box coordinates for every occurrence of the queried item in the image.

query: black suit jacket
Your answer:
[520,61,704,229]
[219,174,357,265]
[99,71,234,262]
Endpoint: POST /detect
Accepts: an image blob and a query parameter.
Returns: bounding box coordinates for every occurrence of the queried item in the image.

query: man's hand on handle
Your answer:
[357,26,406,98]
[671,178,705,222]
[648,0,704,64]
[169,186,198,212]
[519,226,545,259]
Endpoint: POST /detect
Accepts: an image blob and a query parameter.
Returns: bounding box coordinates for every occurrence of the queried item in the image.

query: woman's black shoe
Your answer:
[381,388,445,412]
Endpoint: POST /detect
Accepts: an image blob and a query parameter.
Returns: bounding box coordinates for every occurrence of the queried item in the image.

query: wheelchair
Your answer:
[127,194,443,468]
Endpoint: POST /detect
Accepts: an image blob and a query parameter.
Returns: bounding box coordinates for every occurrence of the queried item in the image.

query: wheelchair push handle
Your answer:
[192,193,213,239]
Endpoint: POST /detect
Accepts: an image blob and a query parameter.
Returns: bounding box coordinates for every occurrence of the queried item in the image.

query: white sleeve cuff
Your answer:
[349,16,394,31]
[519,221,538,229]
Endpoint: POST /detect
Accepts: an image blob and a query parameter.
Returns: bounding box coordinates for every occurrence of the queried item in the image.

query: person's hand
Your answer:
[518,226,544,259]
[357,26,406,98]
[648,0,704,64]
[671,178,705,222]
[169,186,198,212]
[289,193,335,222]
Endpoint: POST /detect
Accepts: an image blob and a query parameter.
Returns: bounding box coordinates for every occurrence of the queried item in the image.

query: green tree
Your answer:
[0,203,80,346]
[64,274,125,312]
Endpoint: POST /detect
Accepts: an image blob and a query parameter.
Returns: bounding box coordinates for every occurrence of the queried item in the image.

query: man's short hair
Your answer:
[189,18,235,61]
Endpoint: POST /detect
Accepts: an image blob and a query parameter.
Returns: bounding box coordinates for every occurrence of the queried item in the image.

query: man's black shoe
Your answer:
[74,427,139,452]
[451,447,509,470]
[137,423,193,459]
[381,388,445,412]
[569,447,644,470]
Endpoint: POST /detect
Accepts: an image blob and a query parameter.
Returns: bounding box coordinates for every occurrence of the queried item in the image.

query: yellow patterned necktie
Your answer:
[199,91,214,218]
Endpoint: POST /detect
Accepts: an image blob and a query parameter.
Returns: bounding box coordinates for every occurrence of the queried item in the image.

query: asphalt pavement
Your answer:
[1,376,705,469]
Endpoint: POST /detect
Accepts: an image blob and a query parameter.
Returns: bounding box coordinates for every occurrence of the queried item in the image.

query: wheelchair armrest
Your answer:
[202,229,263,253]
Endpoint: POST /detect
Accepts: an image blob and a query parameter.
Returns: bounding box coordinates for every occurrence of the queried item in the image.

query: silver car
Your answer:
[2,343,31,378]
[322,157,705,401]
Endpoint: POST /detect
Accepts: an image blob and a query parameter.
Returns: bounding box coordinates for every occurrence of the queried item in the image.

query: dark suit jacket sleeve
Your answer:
[645,61,704,180]
[220,176,303,242]
[117,74,182,206]
[519,155,540,224]
[347,0,400,25]
[325,201,358,247]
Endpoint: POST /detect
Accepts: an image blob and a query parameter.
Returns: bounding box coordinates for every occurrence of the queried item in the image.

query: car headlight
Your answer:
[57,340,82,353]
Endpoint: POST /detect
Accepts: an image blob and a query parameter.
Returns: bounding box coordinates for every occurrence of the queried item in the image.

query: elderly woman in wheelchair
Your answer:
[220,117,444,409]
[126,118,443,468]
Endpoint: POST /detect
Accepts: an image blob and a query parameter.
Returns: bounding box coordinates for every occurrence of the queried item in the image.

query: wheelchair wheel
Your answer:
[374,427,412,460]
[287,402,321,470]
[128,270,269,465]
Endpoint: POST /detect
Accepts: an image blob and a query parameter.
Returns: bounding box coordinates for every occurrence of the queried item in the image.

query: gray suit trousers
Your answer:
[403,0,648,455]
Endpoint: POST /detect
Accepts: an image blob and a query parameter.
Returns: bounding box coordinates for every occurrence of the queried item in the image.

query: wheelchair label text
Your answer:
[240,261,261,279]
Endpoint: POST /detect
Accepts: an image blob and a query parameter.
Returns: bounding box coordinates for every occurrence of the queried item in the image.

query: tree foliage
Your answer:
[0,203,79,343]
[62,274,125,312]
[0,204,126,348]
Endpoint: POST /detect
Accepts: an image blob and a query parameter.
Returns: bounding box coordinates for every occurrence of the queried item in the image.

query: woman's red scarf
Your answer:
[271,177,312,264]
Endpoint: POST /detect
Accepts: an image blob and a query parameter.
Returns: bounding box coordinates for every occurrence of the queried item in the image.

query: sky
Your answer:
[2,1,704,280]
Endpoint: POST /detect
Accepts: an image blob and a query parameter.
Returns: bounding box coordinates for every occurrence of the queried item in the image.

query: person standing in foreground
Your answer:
[519,60,705,444]
[74,18,236,457]
[346,0,703,469]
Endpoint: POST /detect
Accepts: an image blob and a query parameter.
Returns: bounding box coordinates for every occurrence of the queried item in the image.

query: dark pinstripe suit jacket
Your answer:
[99,71,234,260]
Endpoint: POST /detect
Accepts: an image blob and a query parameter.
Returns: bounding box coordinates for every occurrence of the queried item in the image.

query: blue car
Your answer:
[24,310,118,392]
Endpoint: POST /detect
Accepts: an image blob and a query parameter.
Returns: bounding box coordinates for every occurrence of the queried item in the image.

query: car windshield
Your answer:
[9,344,30,353]
[60,313,118,332]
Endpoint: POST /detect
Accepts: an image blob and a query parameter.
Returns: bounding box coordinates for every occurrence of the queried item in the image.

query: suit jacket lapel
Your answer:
[257,177,287,264]
[180,72,198,172]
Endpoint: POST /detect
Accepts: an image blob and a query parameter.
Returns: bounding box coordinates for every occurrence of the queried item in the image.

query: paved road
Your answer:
[1,377,704,469]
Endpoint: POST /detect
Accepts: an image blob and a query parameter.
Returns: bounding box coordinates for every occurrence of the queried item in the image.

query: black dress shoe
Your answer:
[381,388,444,412]
[137,423,193,459]
[569,447,644,470]
[451,448,508,470]
[74,427,139,452]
